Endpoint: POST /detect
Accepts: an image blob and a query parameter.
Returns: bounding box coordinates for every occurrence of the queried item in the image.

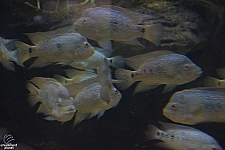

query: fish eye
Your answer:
[57,98,62,104]
[115,89,118,93]
[83,18,88,23]
[171,103,176,109]
[184,64,190,69]
[84,42,89,47]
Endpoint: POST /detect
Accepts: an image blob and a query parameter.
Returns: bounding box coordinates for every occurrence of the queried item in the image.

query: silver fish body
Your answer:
[163,87,225,125]
[115,50,202,94]
[146,122,223,150]
[65,65,122,125]
[74,5,163,50]
[15,33,94,67]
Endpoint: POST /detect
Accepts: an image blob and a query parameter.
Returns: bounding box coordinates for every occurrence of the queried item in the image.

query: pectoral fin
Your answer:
[133,82,158,94]
[162,84,177,93]
[97,40,113,51]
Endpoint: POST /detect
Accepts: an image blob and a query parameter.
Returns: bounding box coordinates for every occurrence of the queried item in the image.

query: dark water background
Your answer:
[0,0,225,149]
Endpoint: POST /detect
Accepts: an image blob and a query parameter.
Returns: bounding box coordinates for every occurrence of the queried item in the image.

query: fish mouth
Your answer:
[65,108,76,114]
[196,69,202,75]
[162,109,169,117]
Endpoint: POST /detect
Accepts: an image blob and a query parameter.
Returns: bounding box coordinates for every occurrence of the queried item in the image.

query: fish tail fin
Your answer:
[26,82,40,107]
[145,124,161,140]
[15,41,32,66]
[115,68,134,90]
[107,56,125,68]
[142,24,164,46]
[53,74,69,85]
[203,76,223,87]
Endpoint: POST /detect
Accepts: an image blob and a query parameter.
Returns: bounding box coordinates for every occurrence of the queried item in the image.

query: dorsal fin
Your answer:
[24,25,75,45]
[28,77,59,89]
[24,32,52,45]
[184,87,225,96]
[158,121,201,132]
[64,69,96,79]
[99,5,154,24]
[125,50,174,70]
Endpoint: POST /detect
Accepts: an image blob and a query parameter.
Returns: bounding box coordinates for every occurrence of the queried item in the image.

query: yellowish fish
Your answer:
[66,79,121,126]
[163,87,225,125]
[74,5,163,50]
[65,62,121,126]
[115,50,202,94]
[145,122,223,150]
[26,77,76,123]
[15,32,94,68]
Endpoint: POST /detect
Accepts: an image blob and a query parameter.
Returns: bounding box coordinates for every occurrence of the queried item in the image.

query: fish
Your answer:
[66,80,121,126]
[26,77,76,123]
[115,50,202,94]
[0,41,18,71]
[69,47,125,70]
[145,122,223,150]
[15,32,94,68]
[73,5,163,50]
[203,76,225,87]
[65,62,122,126]
[163,87,225,125]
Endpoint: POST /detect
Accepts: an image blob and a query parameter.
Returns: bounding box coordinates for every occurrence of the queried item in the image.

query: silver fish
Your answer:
[15,32,94,68]
[74,5,163,50]
[65,63,121,126]
[115,50,202,94]
[146,122,223,150]
[26,77,76,123]
[66,79,121,126]
[163,87,225,125]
